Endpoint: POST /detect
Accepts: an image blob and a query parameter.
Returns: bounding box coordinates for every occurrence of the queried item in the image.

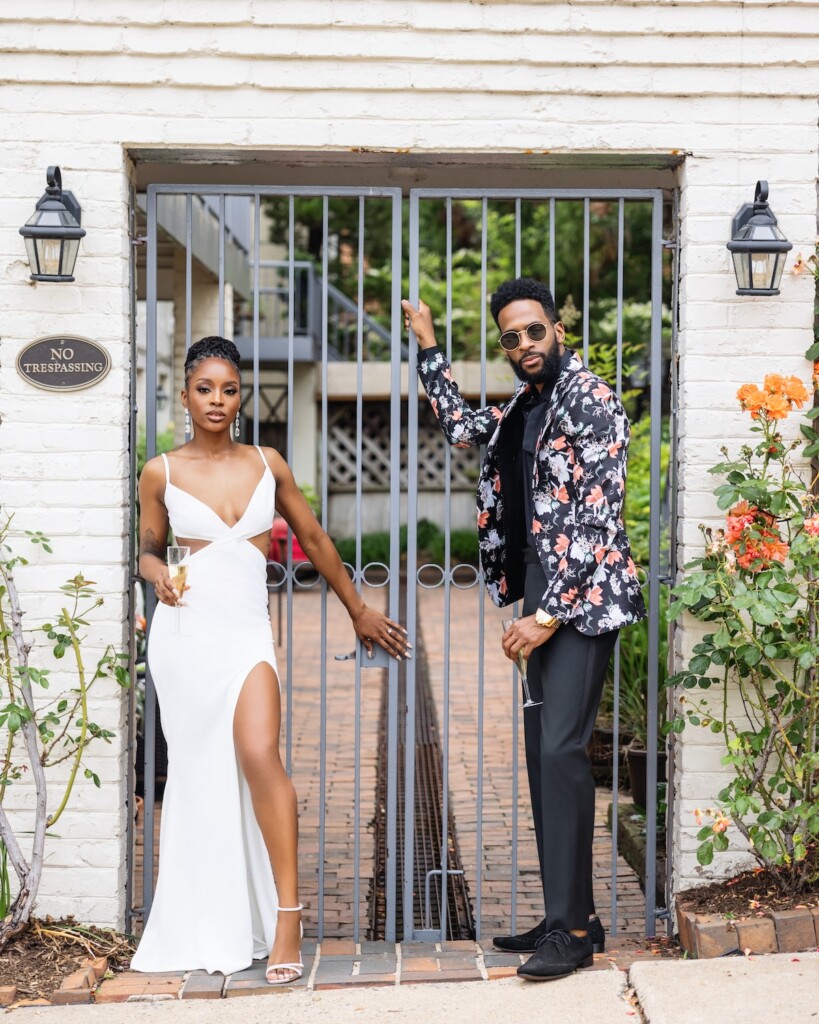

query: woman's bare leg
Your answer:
[233,662,300,980]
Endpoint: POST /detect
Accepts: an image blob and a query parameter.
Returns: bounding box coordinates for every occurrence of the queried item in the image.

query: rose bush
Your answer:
[667,367,819,892]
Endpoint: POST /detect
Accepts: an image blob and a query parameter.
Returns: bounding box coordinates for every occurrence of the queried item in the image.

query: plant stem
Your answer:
[47,608,88,829]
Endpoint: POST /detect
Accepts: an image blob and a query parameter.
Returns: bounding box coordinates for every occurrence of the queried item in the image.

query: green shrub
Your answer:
[334,519,480,568]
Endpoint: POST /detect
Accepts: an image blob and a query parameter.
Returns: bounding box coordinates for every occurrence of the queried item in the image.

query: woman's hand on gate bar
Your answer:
[401,299,438,350]
[502,614,556,661]
[352,605,412,661]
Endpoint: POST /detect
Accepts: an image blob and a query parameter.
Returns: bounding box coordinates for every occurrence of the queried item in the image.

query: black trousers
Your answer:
[522,560,618,932]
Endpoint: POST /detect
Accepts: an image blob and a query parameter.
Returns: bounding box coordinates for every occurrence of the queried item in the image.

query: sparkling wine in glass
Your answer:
[167,546,190,631]
[502,617,542,709]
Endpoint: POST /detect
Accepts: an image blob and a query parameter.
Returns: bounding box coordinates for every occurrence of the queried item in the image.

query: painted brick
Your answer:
[2,0,818,933]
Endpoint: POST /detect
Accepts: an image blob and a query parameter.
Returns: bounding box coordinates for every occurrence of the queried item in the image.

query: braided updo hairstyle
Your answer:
[184,336,241,386]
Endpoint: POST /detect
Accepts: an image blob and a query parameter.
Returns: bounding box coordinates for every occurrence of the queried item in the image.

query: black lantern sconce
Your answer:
[727,181,792,296]
[19,166,85,282]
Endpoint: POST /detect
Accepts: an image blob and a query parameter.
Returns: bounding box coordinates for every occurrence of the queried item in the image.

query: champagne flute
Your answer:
[502,617,542,709]
[167,546,190,632]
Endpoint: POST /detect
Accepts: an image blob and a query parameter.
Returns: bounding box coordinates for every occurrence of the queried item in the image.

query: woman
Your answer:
[133,336,409,982]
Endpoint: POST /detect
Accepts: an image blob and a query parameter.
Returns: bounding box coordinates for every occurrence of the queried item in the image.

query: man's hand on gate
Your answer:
[502,615,557,661]
[401,299,438,350]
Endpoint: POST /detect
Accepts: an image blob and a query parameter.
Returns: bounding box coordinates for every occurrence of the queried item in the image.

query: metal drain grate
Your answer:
[370,599,474,940]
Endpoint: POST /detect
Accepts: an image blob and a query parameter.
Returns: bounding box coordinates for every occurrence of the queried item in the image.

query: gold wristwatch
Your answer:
[535,608,561,629]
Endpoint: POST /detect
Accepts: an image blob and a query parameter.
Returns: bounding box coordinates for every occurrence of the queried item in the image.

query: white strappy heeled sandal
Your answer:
[265,905,304,985]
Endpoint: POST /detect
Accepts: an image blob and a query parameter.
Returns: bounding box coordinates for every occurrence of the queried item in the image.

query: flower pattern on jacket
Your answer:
[417,347,647,636]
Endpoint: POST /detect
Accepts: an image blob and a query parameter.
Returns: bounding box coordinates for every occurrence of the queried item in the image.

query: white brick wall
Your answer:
[0,1,816,927]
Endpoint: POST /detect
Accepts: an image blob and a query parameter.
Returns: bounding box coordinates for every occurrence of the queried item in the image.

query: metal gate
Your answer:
[131,182,675,945]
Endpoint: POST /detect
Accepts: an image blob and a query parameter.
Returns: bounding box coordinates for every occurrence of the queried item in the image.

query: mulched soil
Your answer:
[677,864,819,921]
[0,918,135,1000]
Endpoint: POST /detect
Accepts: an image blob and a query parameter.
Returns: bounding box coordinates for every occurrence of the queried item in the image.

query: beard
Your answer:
[508,346,563,387]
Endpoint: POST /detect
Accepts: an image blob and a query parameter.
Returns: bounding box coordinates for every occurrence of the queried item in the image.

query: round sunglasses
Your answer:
[498,321,551,352]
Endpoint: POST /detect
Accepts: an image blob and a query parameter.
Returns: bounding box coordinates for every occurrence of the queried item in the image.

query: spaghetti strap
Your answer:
[161,453,171,485]
[254,445,268,469]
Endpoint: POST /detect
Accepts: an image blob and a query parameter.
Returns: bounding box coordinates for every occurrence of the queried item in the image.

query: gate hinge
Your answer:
[131,235,148,247]
[662,238,677,250]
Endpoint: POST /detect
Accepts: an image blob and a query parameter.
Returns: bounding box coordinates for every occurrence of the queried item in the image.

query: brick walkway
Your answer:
[96,934,673,1001]
[418,586,649,940]
[131,579,657,991]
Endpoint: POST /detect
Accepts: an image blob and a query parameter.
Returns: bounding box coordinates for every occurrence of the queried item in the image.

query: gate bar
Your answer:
[385,190,403,943]
[354,196,365,942]
[141,187,159,920]
[644,194,665,935]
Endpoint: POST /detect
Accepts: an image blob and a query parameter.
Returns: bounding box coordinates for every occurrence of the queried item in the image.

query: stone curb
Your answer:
[675,896,819,958]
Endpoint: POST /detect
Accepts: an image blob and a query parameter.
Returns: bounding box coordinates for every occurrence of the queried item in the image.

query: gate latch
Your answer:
[335,640,393,668]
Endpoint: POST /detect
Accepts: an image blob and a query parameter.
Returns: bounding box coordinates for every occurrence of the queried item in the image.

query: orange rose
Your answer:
[764,393,791,419]
[737,385,766,417]
[782,375,809,407]
[803,514,819,538]
[763,373,786,393]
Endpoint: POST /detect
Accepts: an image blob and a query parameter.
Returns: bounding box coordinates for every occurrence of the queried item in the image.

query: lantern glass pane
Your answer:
[61,238,80,277]
[37,238,63,277]
[771,254,785,291]
[751,252,776,290]
[733,251,751,290]
[23,236,40,275]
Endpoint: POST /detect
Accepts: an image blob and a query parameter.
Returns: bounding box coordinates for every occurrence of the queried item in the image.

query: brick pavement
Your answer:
[133,580,655,960]
[417,586,650,941]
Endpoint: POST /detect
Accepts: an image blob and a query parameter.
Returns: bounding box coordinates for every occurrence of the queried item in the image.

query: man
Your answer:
[402,278,646,982]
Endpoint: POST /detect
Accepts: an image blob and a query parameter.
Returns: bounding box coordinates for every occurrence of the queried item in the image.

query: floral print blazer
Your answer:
[416,347,647,636]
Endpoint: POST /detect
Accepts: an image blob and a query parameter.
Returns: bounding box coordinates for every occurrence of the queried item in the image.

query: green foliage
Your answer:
[136,422,176,477]
[624,416,671,569]
[600,587,670,751]
[0,511,129,933]
[334,519,479,568]
[666,378,819,892]
[263,195,664,363]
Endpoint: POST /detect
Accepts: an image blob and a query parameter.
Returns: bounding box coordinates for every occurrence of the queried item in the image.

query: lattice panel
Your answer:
[327,402,480,492]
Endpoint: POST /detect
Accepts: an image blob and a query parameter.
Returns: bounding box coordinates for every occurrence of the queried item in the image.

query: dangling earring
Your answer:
[234,411,241,440]
[185,407,191,437]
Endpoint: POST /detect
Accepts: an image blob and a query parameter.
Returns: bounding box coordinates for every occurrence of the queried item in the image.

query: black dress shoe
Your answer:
[517,930,594,982]
[493,915,605,954]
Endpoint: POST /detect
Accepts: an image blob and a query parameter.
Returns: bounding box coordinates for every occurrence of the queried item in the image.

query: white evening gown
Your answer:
[132,446,281,975]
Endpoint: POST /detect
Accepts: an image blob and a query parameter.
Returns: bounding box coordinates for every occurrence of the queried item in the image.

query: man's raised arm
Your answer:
[402,298,504,449]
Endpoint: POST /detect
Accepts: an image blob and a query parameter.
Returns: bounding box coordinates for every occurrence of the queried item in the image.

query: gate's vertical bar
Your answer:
[285,197,295,778]
[318,196,330,941]
[142,186,159,921]
[475,196,488,940]
[439,197,454,940]
[582,198,590,365]
[514,198,521,279]
[510,198,522,935]
[353,196,365,943]
[404,191,421,941]
[665,189,681,934]
[610,197,626,938]
[385,189,402,943]
[218,195,225,337]
[644,194,664,936]
[253,195,261,444]
[549,198,555,298]
[125,183,138,934]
